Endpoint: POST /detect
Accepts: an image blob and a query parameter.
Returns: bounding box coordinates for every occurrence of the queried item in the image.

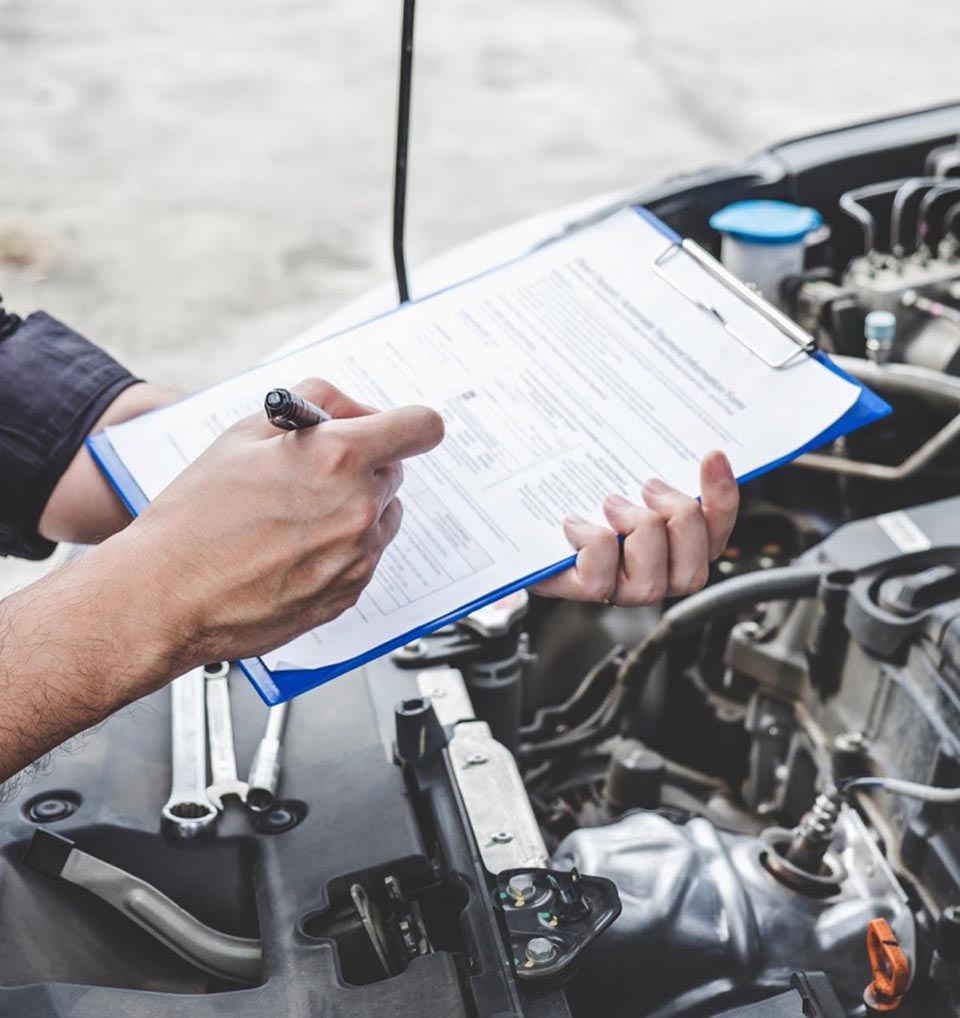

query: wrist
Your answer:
[78,526,202,703]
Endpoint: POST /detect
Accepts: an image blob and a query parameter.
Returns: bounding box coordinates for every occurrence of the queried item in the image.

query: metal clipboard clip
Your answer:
[653,239,817,369]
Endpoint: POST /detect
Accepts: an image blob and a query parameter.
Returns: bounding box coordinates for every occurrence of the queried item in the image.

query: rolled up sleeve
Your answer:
[0,309,138,560]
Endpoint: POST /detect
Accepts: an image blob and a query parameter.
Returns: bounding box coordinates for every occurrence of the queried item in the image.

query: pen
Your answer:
[264,388,332,430]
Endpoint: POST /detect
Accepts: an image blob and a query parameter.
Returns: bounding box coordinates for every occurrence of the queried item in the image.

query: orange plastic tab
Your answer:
[864,918,910,1012]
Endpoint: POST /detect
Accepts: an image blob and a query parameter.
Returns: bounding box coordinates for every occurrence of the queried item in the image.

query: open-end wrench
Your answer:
[161,667,219,839]
[246,702,290,812]
[204,662,249,809]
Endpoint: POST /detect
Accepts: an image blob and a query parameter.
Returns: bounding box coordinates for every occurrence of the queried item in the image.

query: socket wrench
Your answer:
[161,667,219,839]
[246,702,289,812]
[204,662,249,809]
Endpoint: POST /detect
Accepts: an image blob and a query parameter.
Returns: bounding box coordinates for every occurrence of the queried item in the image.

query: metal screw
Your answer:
[466,752,488,766]
[491,831,513,844]
[525,937,557,965]
[507,874,537,901]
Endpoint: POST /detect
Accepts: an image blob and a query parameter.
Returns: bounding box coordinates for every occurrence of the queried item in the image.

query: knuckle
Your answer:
[584,573,616,603]
[672,499,702,525]
[689,566,710,592]
[383,461,403,495]
[383,497,404,537]
[323,433,356,472]
[672,565,709,595]
[352,496,381,533]
[323,595,358,624]
[346,550,379,586]
[626,579,666,606]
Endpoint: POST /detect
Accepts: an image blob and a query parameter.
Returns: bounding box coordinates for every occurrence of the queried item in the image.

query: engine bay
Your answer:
[5,103,960,1017]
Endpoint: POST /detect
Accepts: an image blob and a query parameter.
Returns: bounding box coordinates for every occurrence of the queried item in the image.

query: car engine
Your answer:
[4,103,960,1017]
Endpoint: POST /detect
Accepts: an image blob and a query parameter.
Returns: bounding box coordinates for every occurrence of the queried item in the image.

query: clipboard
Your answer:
[633,207,890,483]
[88,205,891,705]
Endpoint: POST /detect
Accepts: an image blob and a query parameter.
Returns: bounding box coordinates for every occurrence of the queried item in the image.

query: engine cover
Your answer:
[554,807,911,1018]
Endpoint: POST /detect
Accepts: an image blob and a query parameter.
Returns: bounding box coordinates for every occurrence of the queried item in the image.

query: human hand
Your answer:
[531,450,738,605]
[115,378,444,674]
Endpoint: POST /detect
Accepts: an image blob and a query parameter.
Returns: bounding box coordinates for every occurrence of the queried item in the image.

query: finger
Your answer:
[375,461,404,512]
[366,464,404,521]
[333,404,445,467]
[700,450,739,560]
[602,495,668,605]
[291,378,376,420]
[377,496,404,550]
[236,378,376,440]
[531,515,619,602]
[336,500,404,608]
[641,479,709,595]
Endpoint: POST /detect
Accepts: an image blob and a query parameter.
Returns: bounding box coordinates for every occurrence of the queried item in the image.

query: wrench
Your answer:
[161,667,219,839]
[204,662,249,809]
[246,702,290,812]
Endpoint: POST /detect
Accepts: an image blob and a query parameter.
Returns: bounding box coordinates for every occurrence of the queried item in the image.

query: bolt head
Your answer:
[507,874,537,901]
[466,752,488,766]
[525,937,557,965]
[491,831,513,844]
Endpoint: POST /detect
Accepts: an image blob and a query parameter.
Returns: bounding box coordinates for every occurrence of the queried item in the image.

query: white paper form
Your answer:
[102,209,859,673]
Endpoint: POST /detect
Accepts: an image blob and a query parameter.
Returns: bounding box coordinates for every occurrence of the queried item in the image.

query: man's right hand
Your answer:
[113,378,444,679]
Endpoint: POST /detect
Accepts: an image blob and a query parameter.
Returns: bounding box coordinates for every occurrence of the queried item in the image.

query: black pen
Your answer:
[264,388,333,430]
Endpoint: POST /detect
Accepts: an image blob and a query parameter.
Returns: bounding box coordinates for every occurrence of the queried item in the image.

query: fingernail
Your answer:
[605,494,630,509]
[643,478,670,496]
[564,513,589,526]
[705,451,734,484]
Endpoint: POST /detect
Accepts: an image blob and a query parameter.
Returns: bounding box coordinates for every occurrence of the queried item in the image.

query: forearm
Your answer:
[0,531,180,781]
[0,309,147,560]
[38,382,174,544]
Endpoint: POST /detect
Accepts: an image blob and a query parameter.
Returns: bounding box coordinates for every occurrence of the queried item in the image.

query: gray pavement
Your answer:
[1,0,959,592]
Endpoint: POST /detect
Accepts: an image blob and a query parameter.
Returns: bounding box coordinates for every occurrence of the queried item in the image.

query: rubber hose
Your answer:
[622,564,827,681]
[519,565,826,760]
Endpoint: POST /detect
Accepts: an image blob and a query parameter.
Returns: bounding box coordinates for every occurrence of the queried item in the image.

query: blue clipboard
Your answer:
[87,206,891,705]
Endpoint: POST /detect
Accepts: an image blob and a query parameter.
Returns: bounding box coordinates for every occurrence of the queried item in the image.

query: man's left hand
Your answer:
[532,450,739,605]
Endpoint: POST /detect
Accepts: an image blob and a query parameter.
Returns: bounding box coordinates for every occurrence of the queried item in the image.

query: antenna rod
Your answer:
[392,0,416,303]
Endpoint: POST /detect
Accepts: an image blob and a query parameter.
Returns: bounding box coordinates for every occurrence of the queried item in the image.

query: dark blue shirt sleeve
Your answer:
[0,305,138,560]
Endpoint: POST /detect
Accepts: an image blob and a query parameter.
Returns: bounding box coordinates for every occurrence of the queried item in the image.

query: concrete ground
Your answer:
[1,0,959,592]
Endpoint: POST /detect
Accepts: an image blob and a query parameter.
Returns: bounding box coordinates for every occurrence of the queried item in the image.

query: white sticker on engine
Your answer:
[876,511,932,553]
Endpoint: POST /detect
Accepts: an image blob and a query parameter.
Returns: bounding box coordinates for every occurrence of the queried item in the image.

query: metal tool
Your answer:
[161,666,219,839]
[246,701,289,812]
[23,829,261,984]
[204,661,249,809]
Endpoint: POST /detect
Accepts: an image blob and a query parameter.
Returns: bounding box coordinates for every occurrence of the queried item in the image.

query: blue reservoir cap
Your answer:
[709,200,822,246]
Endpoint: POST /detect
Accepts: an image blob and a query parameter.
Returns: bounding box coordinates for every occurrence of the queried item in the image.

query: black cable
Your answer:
[392,0,416,304]
[519,645,624,741]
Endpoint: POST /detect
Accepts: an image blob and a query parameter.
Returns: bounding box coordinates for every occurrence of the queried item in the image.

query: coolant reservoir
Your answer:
[709,200,822,306]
